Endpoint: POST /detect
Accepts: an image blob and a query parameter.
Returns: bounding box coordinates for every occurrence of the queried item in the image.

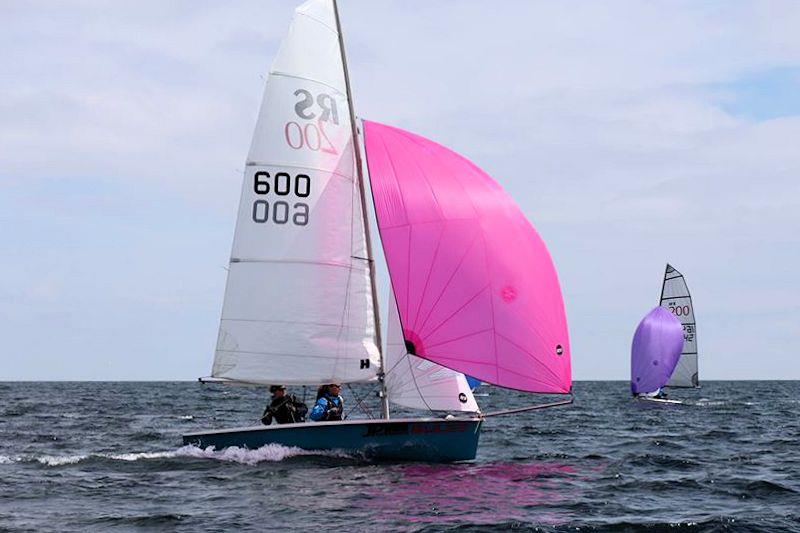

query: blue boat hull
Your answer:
[183,417,483,462]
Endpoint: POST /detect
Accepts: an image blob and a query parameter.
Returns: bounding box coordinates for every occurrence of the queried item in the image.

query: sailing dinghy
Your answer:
[659,264,699,388]
[630,307,684,405]
[183,0,572,462]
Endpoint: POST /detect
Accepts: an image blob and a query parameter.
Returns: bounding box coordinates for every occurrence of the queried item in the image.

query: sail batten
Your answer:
[229,258,368,269]
[364,120,571,394]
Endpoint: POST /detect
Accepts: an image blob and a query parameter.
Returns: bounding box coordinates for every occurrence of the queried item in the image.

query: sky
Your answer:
[1,1,798,381]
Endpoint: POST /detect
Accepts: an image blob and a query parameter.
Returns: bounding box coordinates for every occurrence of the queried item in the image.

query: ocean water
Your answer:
[0,381,798,532]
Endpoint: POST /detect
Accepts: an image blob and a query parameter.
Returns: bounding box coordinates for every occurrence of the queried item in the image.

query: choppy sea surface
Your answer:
[0,381,798,532]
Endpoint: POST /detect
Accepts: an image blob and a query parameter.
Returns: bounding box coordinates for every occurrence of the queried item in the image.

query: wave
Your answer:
[0,444,351,467]
[413,515,784,533]
[740,479,798,498]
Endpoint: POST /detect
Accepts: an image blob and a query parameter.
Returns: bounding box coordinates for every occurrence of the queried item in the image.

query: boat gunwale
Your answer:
[183,416,483,438]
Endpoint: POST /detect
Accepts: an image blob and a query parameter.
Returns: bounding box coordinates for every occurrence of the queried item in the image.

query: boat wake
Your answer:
[172,444,352,464]
[0,444,351,467]
[695,398,728,407]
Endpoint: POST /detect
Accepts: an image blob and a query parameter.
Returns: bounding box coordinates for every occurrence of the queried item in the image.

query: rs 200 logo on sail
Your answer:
[284,89,340,154]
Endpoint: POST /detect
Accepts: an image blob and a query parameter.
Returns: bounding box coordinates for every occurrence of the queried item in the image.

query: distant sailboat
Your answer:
[659,264,699,388]
[183,0,572,462]
[630,307,684,405]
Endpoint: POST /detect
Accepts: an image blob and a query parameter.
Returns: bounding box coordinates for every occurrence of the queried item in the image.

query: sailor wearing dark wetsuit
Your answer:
[261,385,308,425]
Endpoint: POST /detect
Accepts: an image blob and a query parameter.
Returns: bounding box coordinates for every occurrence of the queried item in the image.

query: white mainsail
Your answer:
[212,0,380,385]
[659,264,699,388]
[385,291,479,412]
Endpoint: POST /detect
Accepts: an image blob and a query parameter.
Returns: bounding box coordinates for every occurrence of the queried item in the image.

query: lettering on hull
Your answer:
[363,423,410,437]
[362,421,471,438]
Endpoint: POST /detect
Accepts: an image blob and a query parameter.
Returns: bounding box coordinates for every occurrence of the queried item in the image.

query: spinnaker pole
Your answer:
[332,0,390,419]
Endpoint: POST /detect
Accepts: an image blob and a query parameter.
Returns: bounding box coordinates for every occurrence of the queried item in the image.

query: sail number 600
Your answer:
[252,171,310,226]
[253,171,310,197]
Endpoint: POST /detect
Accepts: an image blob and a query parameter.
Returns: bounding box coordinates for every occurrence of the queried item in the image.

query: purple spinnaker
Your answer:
[630,307,684,394]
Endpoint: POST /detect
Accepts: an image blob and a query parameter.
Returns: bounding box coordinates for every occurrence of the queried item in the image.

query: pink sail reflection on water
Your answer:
[358,462,574,527]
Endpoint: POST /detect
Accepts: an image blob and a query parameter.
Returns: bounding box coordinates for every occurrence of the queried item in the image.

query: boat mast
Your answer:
[332,0,390,420]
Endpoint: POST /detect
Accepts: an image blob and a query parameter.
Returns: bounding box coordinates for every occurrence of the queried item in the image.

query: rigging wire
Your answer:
[394,353,437,417]
[345,383,376,420]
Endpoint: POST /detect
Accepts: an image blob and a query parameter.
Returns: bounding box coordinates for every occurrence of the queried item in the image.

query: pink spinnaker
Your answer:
[363,121,571,393]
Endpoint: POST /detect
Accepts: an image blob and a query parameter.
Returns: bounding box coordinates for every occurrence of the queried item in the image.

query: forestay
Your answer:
[385,291,479,412]
[212,0,380,385]
[659,264,699,388]
[363,120,571,394]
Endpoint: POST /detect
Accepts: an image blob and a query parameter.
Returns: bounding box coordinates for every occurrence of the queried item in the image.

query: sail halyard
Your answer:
[331,0,389,418]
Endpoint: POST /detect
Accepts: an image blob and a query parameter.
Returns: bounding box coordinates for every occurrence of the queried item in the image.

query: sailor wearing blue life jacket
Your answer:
[310,384,344,422]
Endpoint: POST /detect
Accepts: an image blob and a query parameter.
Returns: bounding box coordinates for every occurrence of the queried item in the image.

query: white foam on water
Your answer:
[36,454,88,466]
[695,398,726,407]
[104,450,183,462]
[172,444,351,464]
[6,444,350,467]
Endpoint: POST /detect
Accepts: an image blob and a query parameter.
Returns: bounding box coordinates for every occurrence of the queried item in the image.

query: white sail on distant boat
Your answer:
[659,264,699,388]
[184,0,572,462]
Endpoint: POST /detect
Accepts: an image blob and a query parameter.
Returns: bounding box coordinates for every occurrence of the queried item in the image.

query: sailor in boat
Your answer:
[260,385,308,425]
[637,388,668,400]
[309,384,344,422]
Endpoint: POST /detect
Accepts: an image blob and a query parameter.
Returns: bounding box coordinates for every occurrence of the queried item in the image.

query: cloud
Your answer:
[1,1,798,379]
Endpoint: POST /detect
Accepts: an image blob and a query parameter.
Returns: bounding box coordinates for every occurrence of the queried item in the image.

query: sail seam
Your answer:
[216,349,369,360]
[414,229,482,336]
[244,161,356,182]
[374,217,479,231]
[479,232,500,385]
[411,222,446,333]
[423,327,495,350]
[495,331,562,387]
[229,258,367,270]
[267,71,344,95]
[494,361,562,392]
[419,284,490,341]
[295,9,339,34]
[221,318,369,329]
